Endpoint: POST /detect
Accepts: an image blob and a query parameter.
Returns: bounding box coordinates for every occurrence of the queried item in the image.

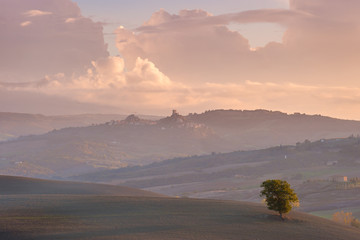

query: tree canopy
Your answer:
[260,179,299,220]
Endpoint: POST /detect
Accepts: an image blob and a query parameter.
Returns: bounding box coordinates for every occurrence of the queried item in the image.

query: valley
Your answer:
[1,110,360,178]
[75,136,360,219]
[1,109,360,238]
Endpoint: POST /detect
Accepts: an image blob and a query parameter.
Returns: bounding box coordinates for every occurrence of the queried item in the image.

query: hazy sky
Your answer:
[1,0,360,120]
[73,0,288,55]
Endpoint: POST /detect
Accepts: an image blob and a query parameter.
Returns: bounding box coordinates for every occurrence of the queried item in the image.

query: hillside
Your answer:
[0,112,162,142]
[1,109,360,178]
[76,136,360,218]
[0,175,163,197]
[0,196,359,240]
[0,111,218,178]
[187,109,360,149]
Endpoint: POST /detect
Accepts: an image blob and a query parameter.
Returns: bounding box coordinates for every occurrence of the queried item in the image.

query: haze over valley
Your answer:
[1,0,360,239]
[2,109,360,178]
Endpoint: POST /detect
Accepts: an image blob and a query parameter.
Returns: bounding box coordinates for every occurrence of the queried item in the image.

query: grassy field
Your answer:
[0,195,359,240]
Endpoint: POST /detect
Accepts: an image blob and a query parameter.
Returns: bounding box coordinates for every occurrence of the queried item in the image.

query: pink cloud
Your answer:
[117,9,252,85]
[24,10,53,17]
[0,0,108,82]
[20,21,32,27]
[2,0,360,119]
[117,2,360,86]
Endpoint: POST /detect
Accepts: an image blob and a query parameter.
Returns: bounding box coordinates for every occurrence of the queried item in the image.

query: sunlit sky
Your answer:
[73,0,288,55]
[1,0,360,120]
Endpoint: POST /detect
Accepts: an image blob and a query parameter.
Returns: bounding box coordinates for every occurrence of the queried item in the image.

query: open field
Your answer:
[0,175,162,197]
[0,176,358,240]
[0,195,359,240]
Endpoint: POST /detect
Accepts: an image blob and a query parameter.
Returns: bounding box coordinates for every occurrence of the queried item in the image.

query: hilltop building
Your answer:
[330,176,348,182]
[172,109,179,116]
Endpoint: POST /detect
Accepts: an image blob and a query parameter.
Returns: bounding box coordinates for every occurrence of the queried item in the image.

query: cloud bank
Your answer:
[0,0,108,82]
[1,0,360,119]
[117,0,360,85]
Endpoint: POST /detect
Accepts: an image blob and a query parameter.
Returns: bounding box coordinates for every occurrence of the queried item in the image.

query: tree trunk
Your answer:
[280,213,284,221]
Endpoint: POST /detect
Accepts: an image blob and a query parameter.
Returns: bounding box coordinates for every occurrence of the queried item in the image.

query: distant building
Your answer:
[326,160,338,166]
[172,110,179,116]
[330,176,348,182]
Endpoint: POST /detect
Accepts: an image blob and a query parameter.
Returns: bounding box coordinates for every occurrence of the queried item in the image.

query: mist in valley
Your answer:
[1,0,360,239]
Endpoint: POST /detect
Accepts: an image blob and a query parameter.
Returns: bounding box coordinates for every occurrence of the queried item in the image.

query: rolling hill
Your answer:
[76,136,360,219]
[187,109,360,149]
[1,109,360,178]
[0,112,161,142]
[0,111,218,178]
[0,196,359,240]
[0,175,163,197]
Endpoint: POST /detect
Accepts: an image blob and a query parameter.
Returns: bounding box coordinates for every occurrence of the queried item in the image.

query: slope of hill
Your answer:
[0,195,359,240]
[0,111,218,178]
[0,175,163,197]
[76,136,360,218]
[0,112,161,142]
[187,109,360,149]
[1,109,360,178]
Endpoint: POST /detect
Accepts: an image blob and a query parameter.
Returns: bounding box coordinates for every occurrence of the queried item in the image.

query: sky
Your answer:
[73,0,289,55]
[1,0,360,120]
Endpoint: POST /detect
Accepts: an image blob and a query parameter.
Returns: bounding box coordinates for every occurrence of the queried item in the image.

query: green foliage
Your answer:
[260,180,299,219]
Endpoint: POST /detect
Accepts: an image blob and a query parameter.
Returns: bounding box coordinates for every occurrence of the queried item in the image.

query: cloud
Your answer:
[58,56,175,91]
[20,21,32,27]
[0,88,119,115]
[24,10,53,17]
[3,56,360,119]
[111,2,360,118]
[117,8,310,85]
[65,18,77,23]
[0,55,185,113]
[173,81,360,120]
[136,9,311,33]
[117,2,360,87]
[125,58,173,90]
[0,0,108,82]
[117,9,253,85]
[2,0,360,119]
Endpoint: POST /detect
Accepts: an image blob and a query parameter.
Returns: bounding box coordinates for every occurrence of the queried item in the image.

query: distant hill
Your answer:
[0,196,359,240]
[0,175,163,197]
[187,109,360,149]
[1,109,360,178]
[0,112,161,141]
[76,136,360,218]
[0,111,218,178]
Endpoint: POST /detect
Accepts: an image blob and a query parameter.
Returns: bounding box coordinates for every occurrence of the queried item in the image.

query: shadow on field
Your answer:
[36,225,180,240]
[0,231,33,240]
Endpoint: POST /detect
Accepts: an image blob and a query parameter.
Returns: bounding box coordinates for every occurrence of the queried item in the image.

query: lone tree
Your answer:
[260,180,299,220]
